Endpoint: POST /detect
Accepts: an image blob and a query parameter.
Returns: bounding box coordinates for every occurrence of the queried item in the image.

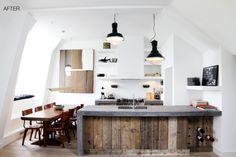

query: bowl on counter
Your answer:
[54,104,64,110]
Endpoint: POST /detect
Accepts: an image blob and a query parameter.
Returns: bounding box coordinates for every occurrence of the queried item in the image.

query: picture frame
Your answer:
[202,65,219,86]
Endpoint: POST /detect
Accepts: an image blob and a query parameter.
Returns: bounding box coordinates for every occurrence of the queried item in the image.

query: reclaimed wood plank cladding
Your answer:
[168,117,177,151]
[83,117,94,153]
[86,71,94,93]
[112,117,121,149]
[130,117,140,149]
[152,118,159,149]
[93,117,103,151]
[203,117,213,149]
[158,117,168,149]
[102,117,112,150]
[177,117,188,149]
[140,117,152,149]
[120,117,131,149]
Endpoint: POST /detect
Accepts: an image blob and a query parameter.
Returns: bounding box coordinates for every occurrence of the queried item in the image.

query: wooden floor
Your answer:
[0,135,219,157]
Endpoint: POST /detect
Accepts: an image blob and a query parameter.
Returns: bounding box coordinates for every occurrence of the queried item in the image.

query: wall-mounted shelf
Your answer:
[98,76,163,80]
[97,49,117,53]
[144,62,161,66]
[186,86,221,91]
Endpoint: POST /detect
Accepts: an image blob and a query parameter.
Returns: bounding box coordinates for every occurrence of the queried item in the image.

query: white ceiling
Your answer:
[11,0,236,54]
[170,0,236,54]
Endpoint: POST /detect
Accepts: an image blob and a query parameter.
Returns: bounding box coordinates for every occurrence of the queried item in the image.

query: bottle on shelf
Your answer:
[197,127,205,134]
[196,135,204,142]
[205,135,215,142]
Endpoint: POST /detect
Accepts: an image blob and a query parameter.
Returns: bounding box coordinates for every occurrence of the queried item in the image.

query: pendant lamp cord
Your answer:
[114,13,116,22]
[150,14,156,42]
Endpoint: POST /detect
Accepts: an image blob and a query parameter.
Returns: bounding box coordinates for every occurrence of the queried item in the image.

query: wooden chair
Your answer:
[44,103,53,109]
[69,104,84,131]
[34,105,43,112]
[21,108,42,145]
[34,105,43,138]
[68,108,76,136]
[46,111,70,148]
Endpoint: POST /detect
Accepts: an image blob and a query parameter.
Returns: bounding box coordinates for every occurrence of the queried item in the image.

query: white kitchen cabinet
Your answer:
[117,36,144,79]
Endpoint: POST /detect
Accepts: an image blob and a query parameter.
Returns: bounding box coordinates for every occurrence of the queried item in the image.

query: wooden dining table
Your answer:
[21,105,77,146]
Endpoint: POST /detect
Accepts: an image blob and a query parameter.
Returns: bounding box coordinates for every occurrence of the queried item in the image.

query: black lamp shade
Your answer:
[106,22,124,43]
[146,40,164,61]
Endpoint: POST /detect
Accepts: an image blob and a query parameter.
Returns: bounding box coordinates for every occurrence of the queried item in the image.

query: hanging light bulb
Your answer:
[146,14,164,62]
[64,51,72,76]
[106,14,124,44]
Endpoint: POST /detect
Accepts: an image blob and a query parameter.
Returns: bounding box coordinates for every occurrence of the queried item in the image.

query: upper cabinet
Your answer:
[59,49,94,93]
[117,36,144,79]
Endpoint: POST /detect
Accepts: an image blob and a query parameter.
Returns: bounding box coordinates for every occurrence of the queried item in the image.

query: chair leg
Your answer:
[29,129,34,141]
[34,129,38,138]
[38,129,41,146]
[22,129,28,145]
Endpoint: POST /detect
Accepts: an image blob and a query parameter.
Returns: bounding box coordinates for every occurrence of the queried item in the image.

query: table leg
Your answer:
[43,121,48,147]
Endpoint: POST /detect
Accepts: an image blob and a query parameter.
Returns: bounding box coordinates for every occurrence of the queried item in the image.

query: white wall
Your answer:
[218,49,236,157]
[0,12,36,147]
[47,37,162,105]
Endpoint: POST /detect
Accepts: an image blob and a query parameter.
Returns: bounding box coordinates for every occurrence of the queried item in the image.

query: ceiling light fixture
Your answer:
[106,13,124,44]
[146,14,164,62]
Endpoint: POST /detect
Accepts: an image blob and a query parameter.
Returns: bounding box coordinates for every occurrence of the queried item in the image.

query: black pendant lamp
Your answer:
[106,14,124,44]
[146,14,164,62]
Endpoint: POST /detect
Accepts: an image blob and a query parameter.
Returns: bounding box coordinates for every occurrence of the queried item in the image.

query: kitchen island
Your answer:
[77,105,221,155]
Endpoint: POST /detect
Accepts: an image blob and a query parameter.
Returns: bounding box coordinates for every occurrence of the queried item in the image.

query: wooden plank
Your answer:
[120,117,131,149]
[140,117,152,149]
[86,70,94,93]
[130,117,140,149]
[102,117,112,150]
[168,117,177,152]
[112,117,121,149]
[203,117,213,148]
[177,117,188,149]
[158,117,168,149]
[59,50,65,90]
[146,117,153,149]
[83,117,94,153]
[152,118,159,149]
[71,49,82,69]
[187,118,195,148]
[93,117,103,151]
[140,118,146,149]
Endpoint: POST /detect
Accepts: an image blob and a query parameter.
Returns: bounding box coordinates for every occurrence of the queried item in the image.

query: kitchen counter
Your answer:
[78,105,221,117]
[95,99,163,105]
[77,105,221,155]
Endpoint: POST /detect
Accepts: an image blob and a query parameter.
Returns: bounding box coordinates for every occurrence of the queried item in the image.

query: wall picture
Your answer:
[202,65,219,86]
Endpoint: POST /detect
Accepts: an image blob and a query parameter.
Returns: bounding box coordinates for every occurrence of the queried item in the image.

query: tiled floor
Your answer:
[0,136,219,157]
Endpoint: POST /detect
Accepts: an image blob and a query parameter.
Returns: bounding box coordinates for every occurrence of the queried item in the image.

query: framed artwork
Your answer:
[202,65,219,86]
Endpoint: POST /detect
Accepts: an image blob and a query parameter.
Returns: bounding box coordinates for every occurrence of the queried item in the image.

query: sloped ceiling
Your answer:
[170,0,236,54]
[11,0,236,54]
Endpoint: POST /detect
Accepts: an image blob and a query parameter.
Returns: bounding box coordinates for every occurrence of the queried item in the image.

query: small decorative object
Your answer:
[187,77,200,86]
[54,105,64,110]
[98,57,110,63]
[111,58,118,63]
[107,94,115,99]
[103,42,111,49]
[142,84,150,88]
[111,84,118,88]
[97,73,105,77]
[202,65,219,86]
[100,92,106,99]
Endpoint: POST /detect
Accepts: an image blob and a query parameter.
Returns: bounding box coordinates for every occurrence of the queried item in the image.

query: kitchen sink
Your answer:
[118,106,133,109]
[117,106,147,109]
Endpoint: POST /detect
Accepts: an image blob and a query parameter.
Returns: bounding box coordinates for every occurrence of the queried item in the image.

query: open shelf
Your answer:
[98,76,163,80]
[97,49,117,53]
[186,86,221,91]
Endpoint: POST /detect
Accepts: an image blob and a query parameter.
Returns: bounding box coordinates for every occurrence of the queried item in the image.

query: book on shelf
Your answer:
[191,100,208,107]
[191,104,217,110]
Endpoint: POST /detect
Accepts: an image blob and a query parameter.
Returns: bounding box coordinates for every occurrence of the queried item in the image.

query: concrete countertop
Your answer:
[78,105,222,117]
[95,99,163,105]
